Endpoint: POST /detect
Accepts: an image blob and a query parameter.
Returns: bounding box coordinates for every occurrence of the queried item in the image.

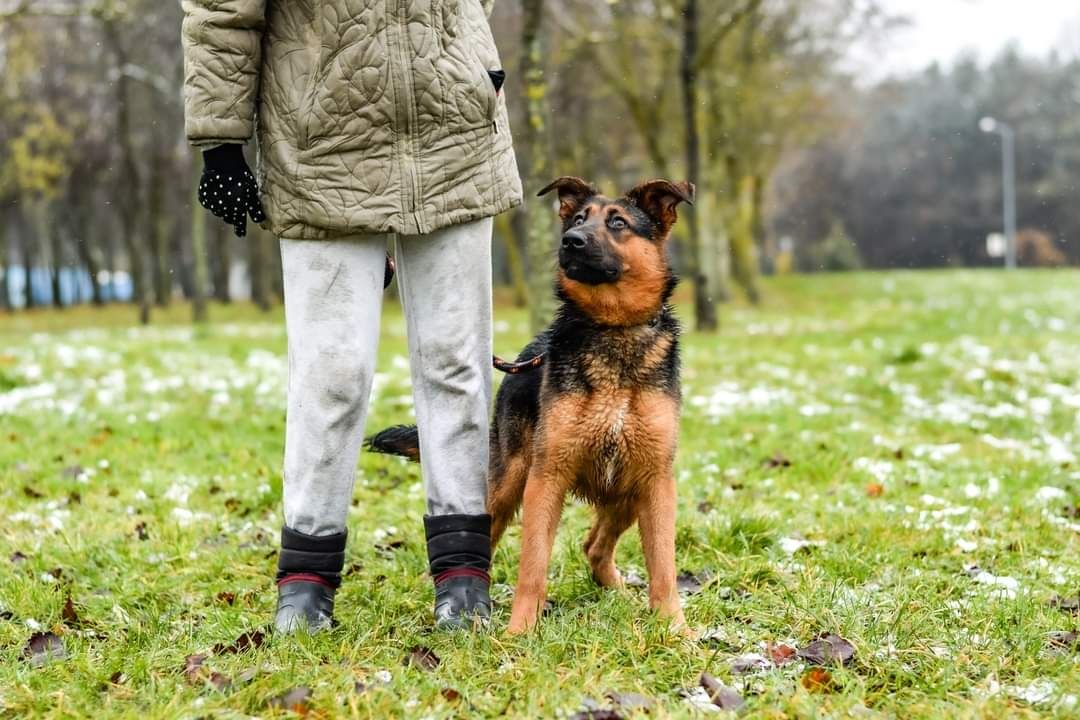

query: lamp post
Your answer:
[979,117,1017,270]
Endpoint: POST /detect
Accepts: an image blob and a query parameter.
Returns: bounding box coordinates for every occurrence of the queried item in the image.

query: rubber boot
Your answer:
[424,514,492,630]
[274,526,346,634]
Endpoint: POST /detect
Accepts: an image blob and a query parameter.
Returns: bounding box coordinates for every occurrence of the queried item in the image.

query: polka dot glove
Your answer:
[198,144,267,238]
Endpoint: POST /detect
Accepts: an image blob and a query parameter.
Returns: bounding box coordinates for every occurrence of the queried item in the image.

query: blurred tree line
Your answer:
[2,0,897,330]
[771,49,1080,271]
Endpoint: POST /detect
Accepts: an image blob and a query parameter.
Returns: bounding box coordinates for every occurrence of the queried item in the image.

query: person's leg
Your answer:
[275,235,386,633]
[394,216,494,628]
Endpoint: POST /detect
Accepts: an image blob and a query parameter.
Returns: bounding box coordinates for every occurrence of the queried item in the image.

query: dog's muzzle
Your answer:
[559,230,622,284]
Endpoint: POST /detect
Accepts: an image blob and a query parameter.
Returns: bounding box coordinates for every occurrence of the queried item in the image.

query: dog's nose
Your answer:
[562,230,588,250]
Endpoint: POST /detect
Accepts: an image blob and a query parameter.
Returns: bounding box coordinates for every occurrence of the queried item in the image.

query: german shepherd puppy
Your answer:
[370,176,694,634]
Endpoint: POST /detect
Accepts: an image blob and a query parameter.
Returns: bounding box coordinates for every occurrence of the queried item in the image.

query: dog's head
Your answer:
[538,177,694,326]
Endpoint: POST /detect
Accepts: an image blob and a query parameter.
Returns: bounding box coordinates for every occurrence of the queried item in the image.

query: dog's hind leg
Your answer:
[583,505,635,589]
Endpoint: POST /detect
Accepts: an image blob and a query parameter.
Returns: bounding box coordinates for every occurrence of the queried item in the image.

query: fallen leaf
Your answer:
[764,451,791,469]
[216,591,236,606]
[568,711,625,720]
[214,629,265,654]
[441,688,462,702]
[767,642,798,665]
[23,485,44,499]
[268,686,311,714]
[699,672,744,710]
[404,645,440,671]
[797,634,855,666]
[109,671,124,684]
[61,596,80,626]
[605,690,654,713]
[801,667,836,692]
[731,653,771,674]
[677,571,715,596]
[1047,631,1078,650]
[235,669,260,686]
[1047,594,1079,614]
[865,482,885,498]
[208,671,232,691]
[183,654,207,683]
[23,631,66,667]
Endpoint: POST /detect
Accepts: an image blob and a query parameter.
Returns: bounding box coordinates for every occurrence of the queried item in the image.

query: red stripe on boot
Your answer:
[277,573,334,588]
[434,567,490,585]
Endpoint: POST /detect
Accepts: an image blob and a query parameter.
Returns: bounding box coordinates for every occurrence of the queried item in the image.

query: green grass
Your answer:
[1,270,1078,719]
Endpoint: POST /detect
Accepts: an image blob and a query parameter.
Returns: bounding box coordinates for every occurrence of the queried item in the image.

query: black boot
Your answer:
[274,526,346,634]
[424,514,492,630]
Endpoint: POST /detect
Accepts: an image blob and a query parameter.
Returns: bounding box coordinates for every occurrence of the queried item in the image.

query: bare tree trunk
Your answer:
[680,0,719,331]
[0,214,10,312]
[49,210,65,307]
[105,18,151,324]
[211,221,231,302]
[497,212,528,306]
[731,173,761,304]
[75,223,106,306]
[521,0,557,332]
[249,230,271,312]
[149,148,172,307]
[190,159,209,323]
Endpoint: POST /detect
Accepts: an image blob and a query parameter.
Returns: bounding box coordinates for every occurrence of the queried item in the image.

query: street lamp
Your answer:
[979,116,1017,270]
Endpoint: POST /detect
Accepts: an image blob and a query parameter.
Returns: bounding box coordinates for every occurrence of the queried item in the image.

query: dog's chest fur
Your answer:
[542,320,680,502]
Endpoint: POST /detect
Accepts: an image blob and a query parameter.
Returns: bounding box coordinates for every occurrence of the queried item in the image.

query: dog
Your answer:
[368,176,694,634]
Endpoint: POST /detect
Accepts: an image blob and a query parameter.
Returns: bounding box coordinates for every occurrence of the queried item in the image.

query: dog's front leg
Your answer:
[506,464,568,634]
[637,469,687,632]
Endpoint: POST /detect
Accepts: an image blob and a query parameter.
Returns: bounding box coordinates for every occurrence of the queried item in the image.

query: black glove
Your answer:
[198,144,267,237]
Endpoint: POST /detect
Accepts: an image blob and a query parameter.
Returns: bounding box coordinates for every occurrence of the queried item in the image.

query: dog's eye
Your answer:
[573,215,585,226]
[609,217,627,230]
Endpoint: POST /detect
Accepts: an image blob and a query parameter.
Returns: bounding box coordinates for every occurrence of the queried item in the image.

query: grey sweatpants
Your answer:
[280,218,493,536]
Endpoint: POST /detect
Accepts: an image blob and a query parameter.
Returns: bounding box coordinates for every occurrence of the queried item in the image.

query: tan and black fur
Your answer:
[369,176,694,634]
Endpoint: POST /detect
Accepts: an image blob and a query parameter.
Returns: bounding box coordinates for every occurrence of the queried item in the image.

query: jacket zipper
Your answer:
[394,0,426,233]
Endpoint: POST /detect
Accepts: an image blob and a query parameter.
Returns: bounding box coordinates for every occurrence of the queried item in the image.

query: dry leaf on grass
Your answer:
[24,631,66,667]
[268,686,311,714]
[801,667,836,692]
[1047,594,1079,614]
[61,596,81,626]
[213,629,265,654]
[865,482,885,498]
[568,711,625,720]
[731,653,771,674]
[677,570,715,595]
[605,690,654,713]
[404,645,440,671]
[764,451,792,469]
[699,672,745,710]
[767,642,798,665]
[797,634,855,666]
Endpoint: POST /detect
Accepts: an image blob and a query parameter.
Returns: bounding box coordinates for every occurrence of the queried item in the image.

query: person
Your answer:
[181,0,522,632]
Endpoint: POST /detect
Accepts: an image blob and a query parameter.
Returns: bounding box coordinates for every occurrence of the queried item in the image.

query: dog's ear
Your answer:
[625,179,695,234]
[538,176,599,221]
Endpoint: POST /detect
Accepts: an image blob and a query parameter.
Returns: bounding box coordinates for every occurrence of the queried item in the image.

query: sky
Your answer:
[852,0,1080,80]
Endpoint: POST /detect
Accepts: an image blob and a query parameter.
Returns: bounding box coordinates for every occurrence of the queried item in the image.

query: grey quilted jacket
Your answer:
[182,0,522,239]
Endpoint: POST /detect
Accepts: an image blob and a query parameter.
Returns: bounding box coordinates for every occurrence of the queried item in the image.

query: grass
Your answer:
[1,269,1078,719]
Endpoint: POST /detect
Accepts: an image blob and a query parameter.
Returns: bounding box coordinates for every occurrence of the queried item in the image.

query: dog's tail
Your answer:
[364,424,421,462]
